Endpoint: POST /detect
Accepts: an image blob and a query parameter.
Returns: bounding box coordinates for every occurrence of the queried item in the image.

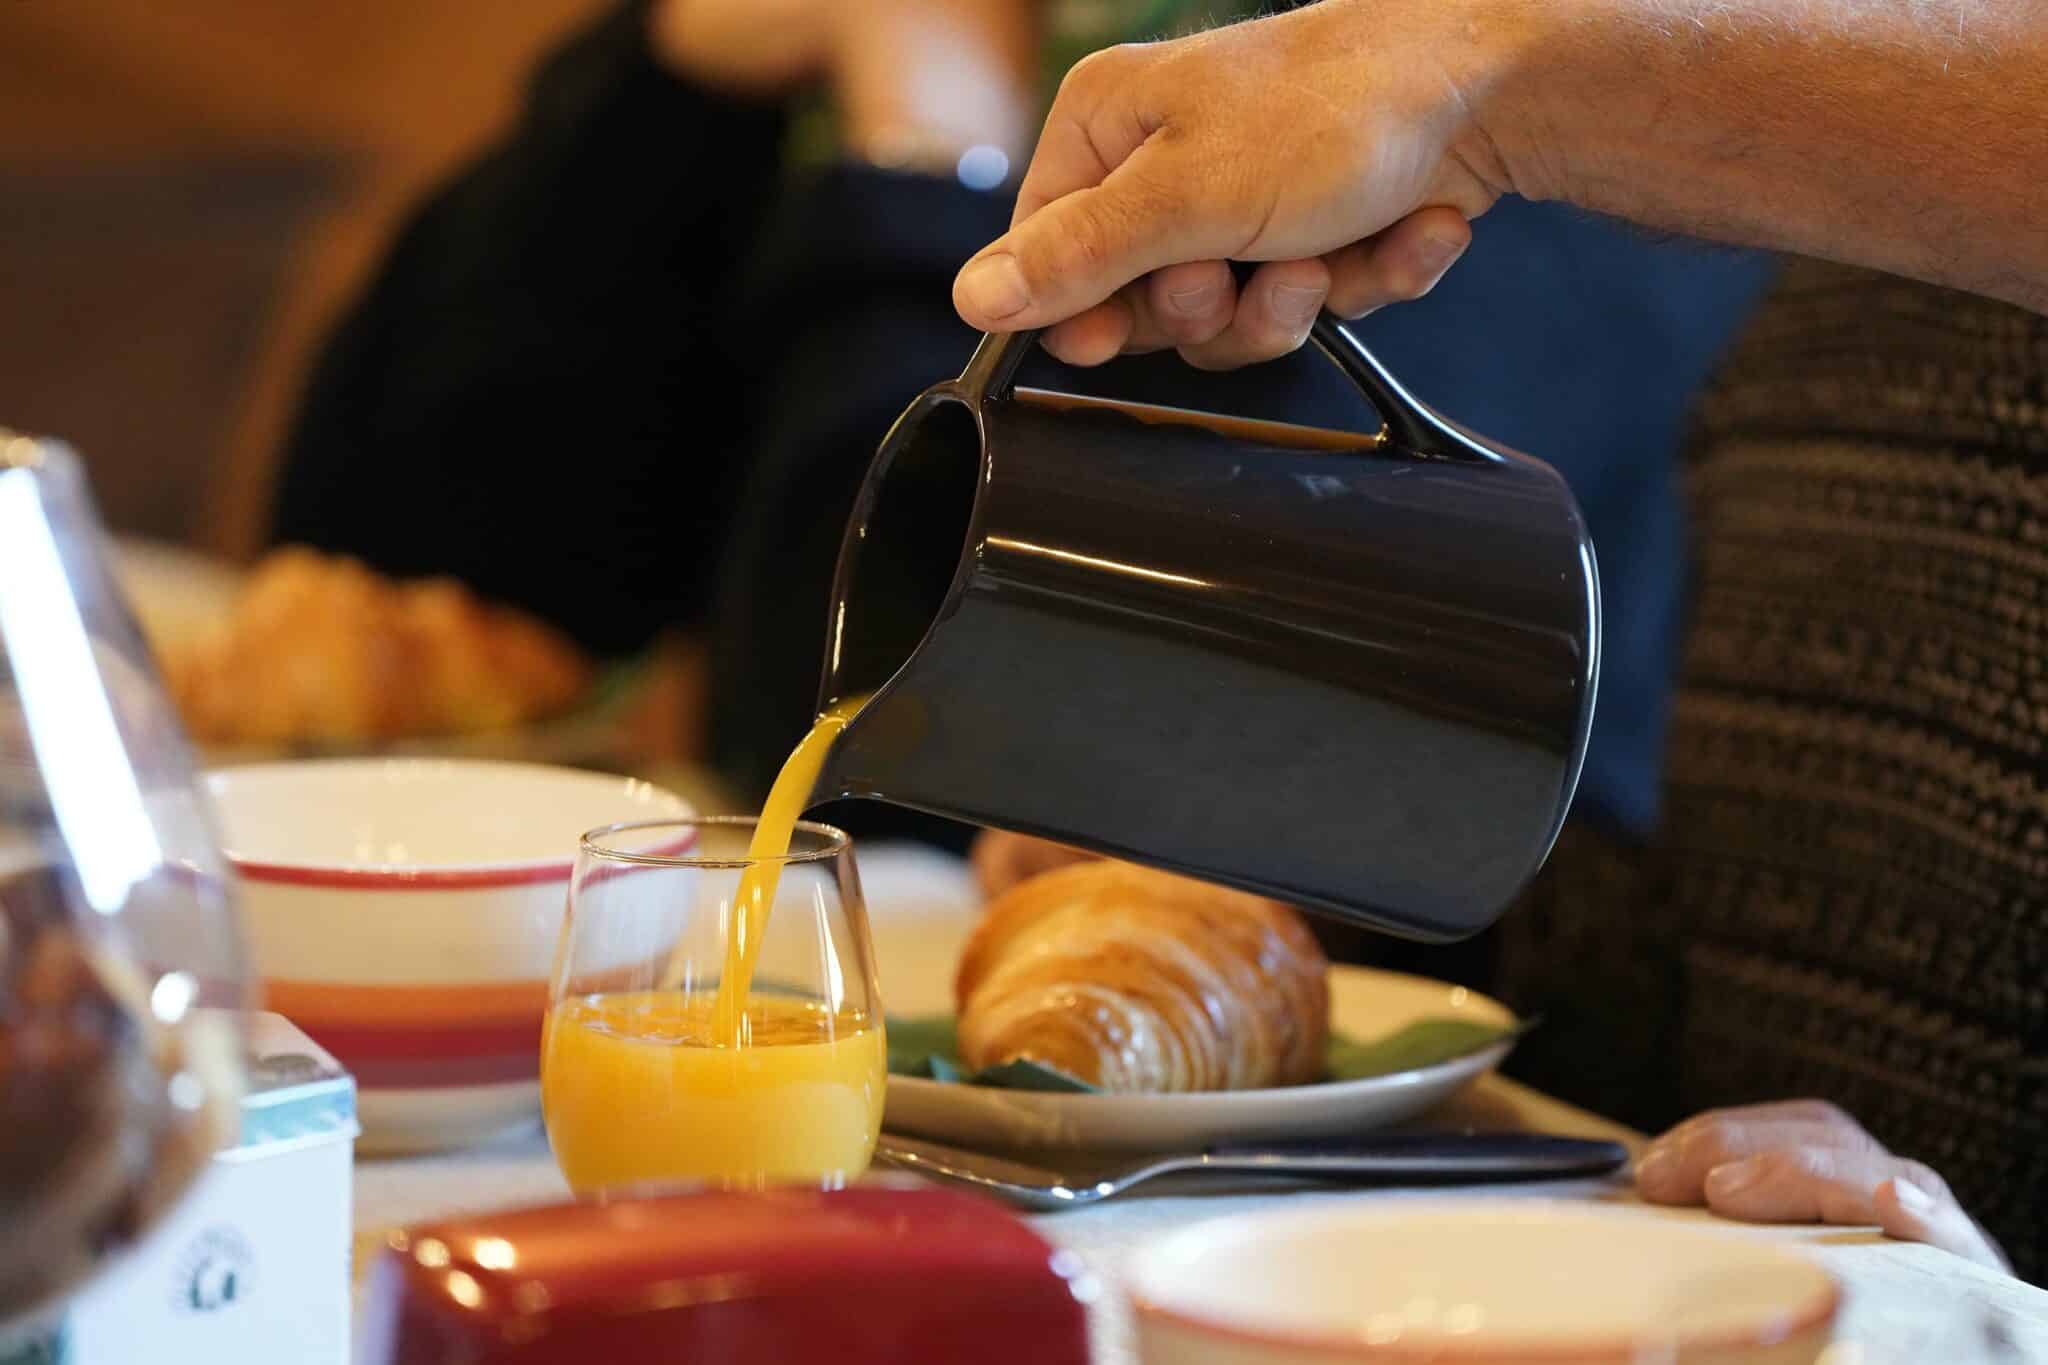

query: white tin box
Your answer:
[67,1012,358,1365]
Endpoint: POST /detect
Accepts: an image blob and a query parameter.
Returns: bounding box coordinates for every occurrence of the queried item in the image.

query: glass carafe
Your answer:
[0,433,249,1348]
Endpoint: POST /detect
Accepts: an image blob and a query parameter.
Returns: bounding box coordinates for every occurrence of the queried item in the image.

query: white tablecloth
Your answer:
[351,847,2048,1362]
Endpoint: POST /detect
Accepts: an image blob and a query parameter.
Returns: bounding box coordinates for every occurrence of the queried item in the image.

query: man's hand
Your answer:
[951,0,1509,368]
[1636,1100,2010,1274]
[954,0,2048,360]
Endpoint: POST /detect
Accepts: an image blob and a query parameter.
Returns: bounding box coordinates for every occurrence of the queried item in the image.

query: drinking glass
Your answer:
[0,434,250,1351]
[541,817,885,1195]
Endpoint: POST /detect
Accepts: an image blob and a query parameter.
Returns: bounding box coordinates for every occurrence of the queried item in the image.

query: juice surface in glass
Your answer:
[542,990,885,1193]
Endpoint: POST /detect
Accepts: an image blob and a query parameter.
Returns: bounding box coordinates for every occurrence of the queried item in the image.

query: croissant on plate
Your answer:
[954,861,1329,1093]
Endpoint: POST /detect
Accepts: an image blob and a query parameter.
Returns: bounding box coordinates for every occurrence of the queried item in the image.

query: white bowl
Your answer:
[207,759,691,1154]
[1127,1201,1839,1364]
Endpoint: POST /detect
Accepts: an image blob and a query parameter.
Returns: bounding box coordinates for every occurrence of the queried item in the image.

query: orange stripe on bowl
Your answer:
[264,979,546,1087]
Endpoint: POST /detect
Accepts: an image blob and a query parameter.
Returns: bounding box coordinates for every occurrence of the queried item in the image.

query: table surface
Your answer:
[351,846,2048,1363]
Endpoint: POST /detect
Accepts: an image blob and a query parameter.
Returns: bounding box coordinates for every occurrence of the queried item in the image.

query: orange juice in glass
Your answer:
[542,818,885,1193]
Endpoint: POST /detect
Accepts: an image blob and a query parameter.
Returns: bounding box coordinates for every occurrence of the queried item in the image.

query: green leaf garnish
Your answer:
[884,1014,960,1075]
[965,1059,1099,1093]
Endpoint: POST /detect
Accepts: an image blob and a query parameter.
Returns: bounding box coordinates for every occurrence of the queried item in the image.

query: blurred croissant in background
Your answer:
[162,547,592,747]
[955,860,1329,1093]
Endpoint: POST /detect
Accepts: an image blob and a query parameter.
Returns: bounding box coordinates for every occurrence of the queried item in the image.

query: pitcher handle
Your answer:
[956,316,1505,464]
[1305,315,1510,463]
[956,326,1041,405]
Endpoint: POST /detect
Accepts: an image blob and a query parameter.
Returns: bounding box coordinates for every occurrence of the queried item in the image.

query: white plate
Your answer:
[883,963,1518,1152]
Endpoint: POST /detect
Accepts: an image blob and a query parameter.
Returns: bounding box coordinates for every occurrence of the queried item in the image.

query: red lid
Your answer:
[360,1185,1094,1365]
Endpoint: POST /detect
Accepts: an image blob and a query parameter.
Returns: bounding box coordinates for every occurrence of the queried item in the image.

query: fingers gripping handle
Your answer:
[956,317,1501,464]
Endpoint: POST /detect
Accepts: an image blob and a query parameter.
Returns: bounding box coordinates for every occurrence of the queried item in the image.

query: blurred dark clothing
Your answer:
[1490,261,2048,1281]
[1671,261,2046,1276]
[272,1,1772,854]
[272,2,779,655]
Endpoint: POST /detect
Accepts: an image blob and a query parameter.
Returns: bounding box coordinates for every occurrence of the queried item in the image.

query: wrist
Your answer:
[1406,0,1626,206]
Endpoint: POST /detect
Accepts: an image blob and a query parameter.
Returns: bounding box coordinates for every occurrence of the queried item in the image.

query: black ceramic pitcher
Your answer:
[813,317,1600,941]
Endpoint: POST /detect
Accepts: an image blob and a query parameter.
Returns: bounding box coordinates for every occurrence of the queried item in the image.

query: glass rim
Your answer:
[578,815,853,870]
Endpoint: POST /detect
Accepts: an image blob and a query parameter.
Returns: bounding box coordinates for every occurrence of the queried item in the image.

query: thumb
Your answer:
[953,153,1235,332]
[1875,1176,2010,1273]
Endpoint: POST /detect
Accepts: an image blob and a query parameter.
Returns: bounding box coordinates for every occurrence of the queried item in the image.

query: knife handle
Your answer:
[1200,1133,1629,1180]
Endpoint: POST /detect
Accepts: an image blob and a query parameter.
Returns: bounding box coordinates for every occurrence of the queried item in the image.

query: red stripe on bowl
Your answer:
[231,858,575,890]
[228,829,698,890]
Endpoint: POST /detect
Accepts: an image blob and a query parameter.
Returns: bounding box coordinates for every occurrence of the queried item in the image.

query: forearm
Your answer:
[1471,0,2048,311]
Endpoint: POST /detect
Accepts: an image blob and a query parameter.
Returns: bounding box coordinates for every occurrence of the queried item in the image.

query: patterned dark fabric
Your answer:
[1662,259,2048,1280]
[1499,260,2048,1282]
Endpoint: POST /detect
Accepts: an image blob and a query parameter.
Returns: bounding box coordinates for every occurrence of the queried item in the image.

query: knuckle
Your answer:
[1665,1109,1719,1141]
[1680,1116,1742,1165]
[1032,205,1119,288]
[1065,42,1142,96]
[1377,269,1426,303]
[1403,264,1447,300]
[1780,1144,1838,1182]
[1800,1099,1858,1132]
[1059,49,1109,98]
[1063,213,1118,277]
[1058,189,1173,287]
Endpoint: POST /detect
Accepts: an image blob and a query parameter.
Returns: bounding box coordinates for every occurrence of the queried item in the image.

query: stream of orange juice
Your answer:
[542,991,884,1193]
[711,693,868,1045]
[541,695,876,1191]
